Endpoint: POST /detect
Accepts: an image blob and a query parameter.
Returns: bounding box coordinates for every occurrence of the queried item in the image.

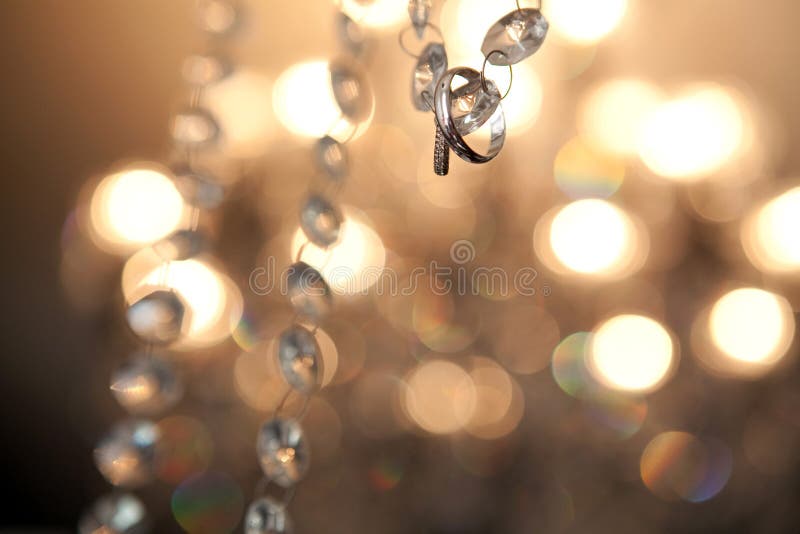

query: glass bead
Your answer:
[182,53,234,86]
[481,8,549,66]
[286,262,333,320]
[172,165,225,209]
[197,0,240,35]
[408,0,432,38]
[94,419,160,488]
[313,136,349,181]
[412,42,448,111]
[336,12,366,57]
[329,59,373,123]
[300,194,342,248]
[244,497,293,534]
[449,71,502,136]
[126,290,185,346]
[256,419,310,487]
[78,493,148,534]
[171,107,220,147]
[152,229,205,262]
[278,324,322,394]
[110,354,183,415]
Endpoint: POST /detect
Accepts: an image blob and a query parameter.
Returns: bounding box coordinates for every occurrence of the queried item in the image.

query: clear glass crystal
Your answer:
[182,53,233,86]
[256,419,310,488]
[286,262,332,320]
[126,290,185,346]
[313,136,349,180]
[153,229,205,262]
[171,107,220,146]
[481,8,549,66]
[172,165,225,209]
[336,12,366,57]
[450,73,502,136]
[278,325,321,393]
[408,0,432,38]
[412,43,447,111]
[111,354,183,415]
[244,497,292,534]
[329,59,372,123]
[300,194,342,247]
[78,493,148,534]
[94,420,160,488]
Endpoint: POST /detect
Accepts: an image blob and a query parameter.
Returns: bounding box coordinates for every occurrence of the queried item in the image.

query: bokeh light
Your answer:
[545,0,628,45]
[741,187,800,274]
[340,0,407,29]
[552,332,597,398]
[464,357,525,440]
[554,137,625,198]
[403,360,476,435]
[155,416,213,485]
[171,471,244,534]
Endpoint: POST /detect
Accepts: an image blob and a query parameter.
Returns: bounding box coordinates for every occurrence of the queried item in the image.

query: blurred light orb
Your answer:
[478,63,542,136]
[340,0,408,29]
[638,86,745,181]
[741,187,800,274]
[155,416,214,485]
[171,471,244,534]
[588,315,675,393]
[292,207,386,296]
[554,137,625,199]
[404,360,476,435]
[578,79,665,157]
[443,0,513,66]
[89,167,185,253]
[709,288,794,365]
[545,0,628,45]
[79,493,148,534]
[551,332,596,398]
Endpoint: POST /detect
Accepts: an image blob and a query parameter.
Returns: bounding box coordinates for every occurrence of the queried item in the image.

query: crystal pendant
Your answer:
[78,493,148,534]
[182,53,233,86]
[313,136,349,181]
[256,419,310,487]
[336,12,366,57]
[111,354,183,415]
[408,0,432,38]
[300,194,342,248]
[153,229,205,262]
[481,8,549,66]
[286,262,333,320]
[196,0,240,35]
[244,497,292,534]
[412,42,448,111]
[449,72,502,136]
[172,165,225,209]
[126,290,185,346]
[171,107,220,147]
[94,419,160,488]
[329,59,373,123]
[278,325,322,393]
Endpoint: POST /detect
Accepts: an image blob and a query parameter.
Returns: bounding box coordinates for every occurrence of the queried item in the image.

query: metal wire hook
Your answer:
[397,22,444,59]
[481,50,513,101]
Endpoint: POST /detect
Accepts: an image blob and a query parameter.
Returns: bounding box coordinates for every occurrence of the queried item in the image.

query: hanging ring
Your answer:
[397,23,444,59]
[516,0,543,11]
[274,387,311,421]
[481,50,513,101]
[253,476,297,509]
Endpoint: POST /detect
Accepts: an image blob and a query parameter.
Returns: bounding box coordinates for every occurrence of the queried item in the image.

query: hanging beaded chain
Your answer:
[80,1,240,531]
[243,3,375,533]
[402,0,548,175]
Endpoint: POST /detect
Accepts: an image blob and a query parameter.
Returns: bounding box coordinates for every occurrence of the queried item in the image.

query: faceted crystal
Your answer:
[182,53,233,86]
[172,166,225,209]
[408,0,432,38]
[313,136,349,181]
[126,290,185,346]
[278,325,322,393]
[481,8,549,66]
[78,493,148,534]
[171,107,220,147]
[300,194,342,247]
[153,229,205,261]
[336,12,366,57]
[329,59,373,123]
[286,262,333,320]
[449,72,502,136]
[94,419,160,488]
[412,43,447,111]
[111,354,183,415]
[244,497,293,534]
[256,419,310,487]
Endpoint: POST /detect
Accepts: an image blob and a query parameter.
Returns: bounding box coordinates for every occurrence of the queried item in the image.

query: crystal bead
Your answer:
[111,354,183,415]
[329,59,373,123]
[286,262,333,320]
[256,419,310,487]
[197,0,240,35]
[153,229,205,261]
[78,493,148,534]
[412,42,448,111]
[449,71,502,136]
[171,107,220,147]
[481,8,549,66]
[336,12,366,57]
[244,497,292,534]
[300,194,342,248]
[126,290,185,346]
[409,0,432,38]
[172,166,225,209]
[94,419,160,488]
[313,136,349,181]
[278,325,322,394]
[182,53,233,86]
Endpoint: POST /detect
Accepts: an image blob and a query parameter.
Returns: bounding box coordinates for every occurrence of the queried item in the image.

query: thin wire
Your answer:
[397,23,444,59]
[517,0,544,11]
[481,50,513,100]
